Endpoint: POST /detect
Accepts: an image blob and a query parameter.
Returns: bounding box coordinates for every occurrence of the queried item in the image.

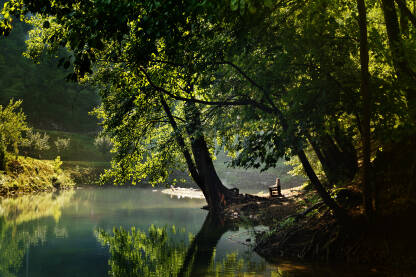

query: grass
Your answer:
[11,128,113,187]
[0,154,74,196]
[62,160,110,168]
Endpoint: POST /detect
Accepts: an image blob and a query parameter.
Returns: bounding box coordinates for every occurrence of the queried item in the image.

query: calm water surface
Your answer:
[0,188,395,276]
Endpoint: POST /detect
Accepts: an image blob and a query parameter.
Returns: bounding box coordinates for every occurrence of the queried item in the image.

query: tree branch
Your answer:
[138,66,275,113]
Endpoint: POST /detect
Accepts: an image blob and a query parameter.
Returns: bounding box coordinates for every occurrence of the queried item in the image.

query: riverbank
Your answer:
[222,186,304,225]
[0,155,74,197]
[164,186,416,270]
[221,186,416,271]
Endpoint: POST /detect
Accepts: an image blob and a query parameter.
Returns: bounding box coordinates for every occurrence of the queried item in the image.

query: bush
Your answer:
[94,134,113,155]
[0,100,29,157]
[54,137,70,158]
[21,129,50,158]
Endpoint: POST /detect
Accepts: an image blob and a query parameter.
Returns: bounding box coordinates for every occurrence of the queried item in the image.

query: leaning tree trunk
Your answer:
[270,106,350,223]
[159,96,208,198]
[307,132,358,185]
[161,96,232,214]
[395,0,416,27]
[296,149,350,223]
[399,0,409,37]
[184,102,230,214]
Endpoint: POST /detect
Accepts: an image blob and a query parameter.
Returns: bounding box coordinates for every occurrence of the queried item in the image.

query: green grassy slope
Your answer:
[28,130,111,162]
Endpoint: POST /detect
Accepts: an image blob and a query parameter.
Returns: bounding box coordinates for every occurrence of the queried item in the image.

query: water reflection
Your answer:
[0,191,74,277]
[0,188,399,276]
[97,213,266,277]
[0,190,75,224]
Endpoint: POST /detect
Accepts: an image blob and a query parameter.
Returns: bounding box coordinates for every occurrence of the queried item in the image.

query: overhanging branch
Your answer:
[138,66,275,113]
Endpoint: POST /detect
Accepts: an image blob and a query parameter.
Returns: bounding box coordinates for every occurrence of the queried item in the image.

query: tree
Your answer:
[0,99,29,169]
[90,61,232,212]
[2,0,415,221]
[357,0,373,219]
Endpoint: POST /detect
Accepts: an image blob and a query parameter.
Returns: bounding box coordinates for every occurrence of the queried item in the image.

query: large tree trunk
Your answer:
[184,102,230,214]
[159,96,208,198]
[357,0,374,219]
[161,96,232,214]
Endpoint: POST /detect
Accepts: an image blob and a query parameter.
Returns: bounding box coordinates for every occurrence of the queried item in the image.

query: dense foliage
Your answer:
[1,0,415,219]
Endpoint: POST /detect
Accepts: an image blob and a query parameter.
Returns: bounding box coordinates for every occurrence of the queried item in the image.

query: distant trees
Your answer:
[0,20,99,133]
[0,99,74,163]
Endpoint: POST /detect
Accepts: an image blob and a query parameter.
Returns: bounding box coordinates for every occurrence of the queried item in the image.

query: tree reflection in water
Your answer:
[0,190,74,277]
[97,213,266,277]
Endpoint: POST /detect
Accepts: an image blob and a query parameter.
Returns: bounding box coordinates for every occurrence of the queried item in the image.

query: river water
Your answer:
[0,187,398,276]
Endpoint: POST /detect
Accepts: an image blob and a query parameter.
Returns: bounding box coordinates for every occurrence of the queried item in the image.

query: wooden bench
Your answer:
[269,186,279,197]
[269,178,282,197]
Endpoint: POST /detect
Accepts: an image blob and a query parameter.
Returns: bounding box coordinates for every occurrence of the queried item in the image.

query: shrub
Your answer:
[0,100,29,158]
[54,137,71,158]
[21,129,50,158]
[94,134,113,155]
[0,100,29,167]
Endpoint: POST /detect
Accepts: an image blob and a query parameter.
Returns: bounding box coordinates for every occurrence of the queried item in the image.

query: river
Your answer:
[0,187,397,276]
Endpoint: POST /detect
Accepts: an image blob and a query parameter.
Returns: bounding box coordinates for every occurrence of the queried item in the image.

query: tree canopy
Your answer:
[1,0,415,219]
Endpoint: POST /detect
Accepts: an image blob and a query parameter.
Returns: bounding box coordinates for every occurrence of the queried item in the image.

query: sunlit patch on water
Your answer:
[161,187,205,199]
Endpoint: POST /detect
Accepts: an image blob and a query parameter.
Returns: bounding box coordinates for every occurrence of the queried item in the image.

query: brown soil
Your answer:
[222,186,305,225]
